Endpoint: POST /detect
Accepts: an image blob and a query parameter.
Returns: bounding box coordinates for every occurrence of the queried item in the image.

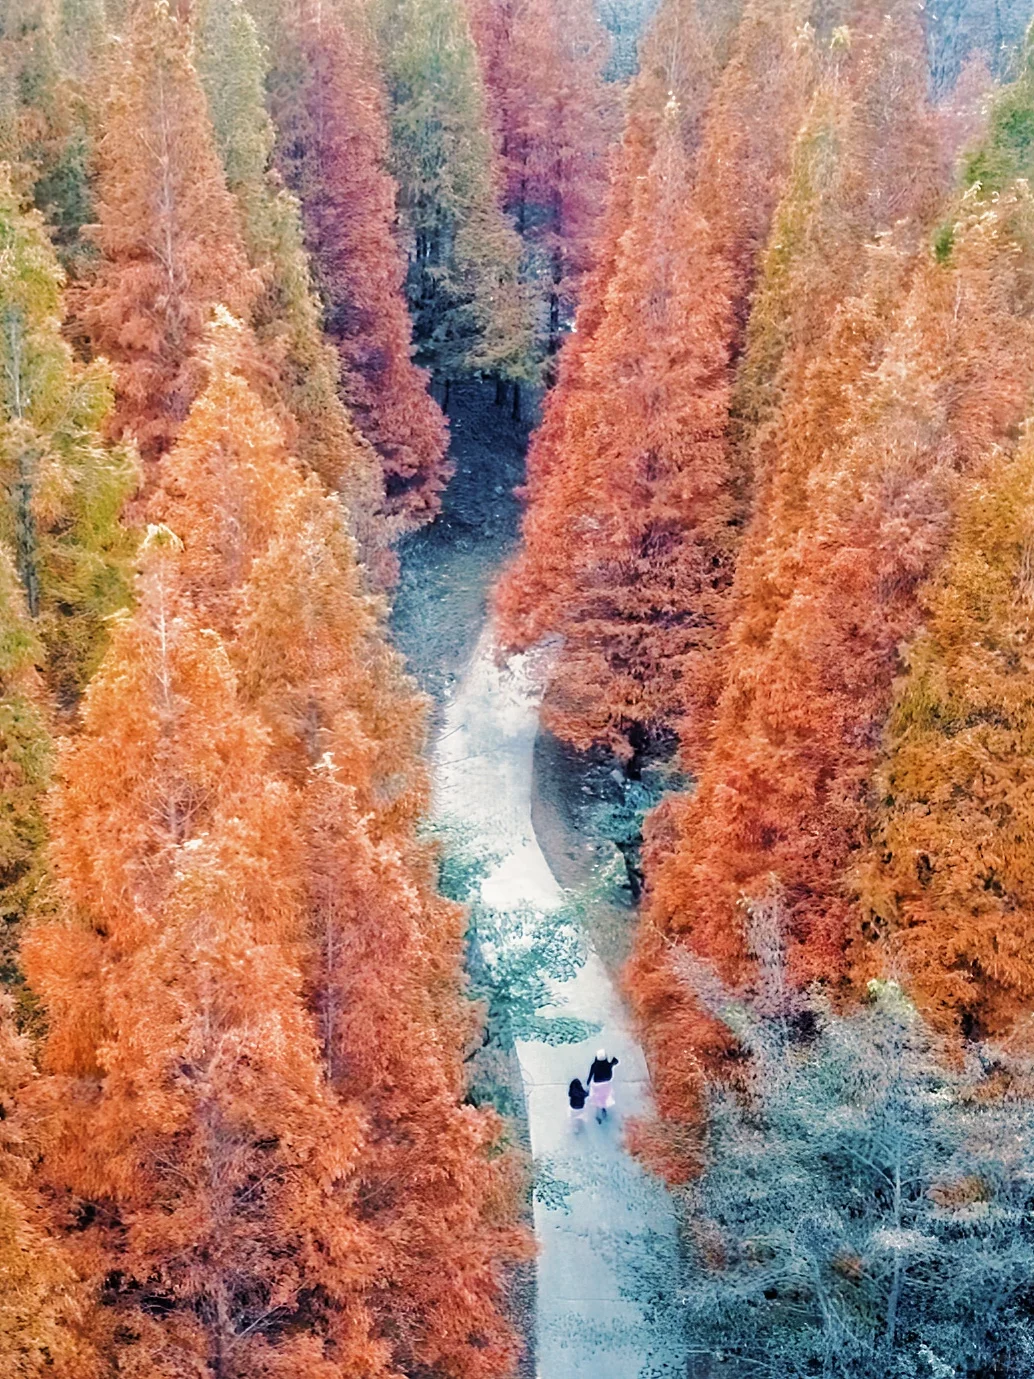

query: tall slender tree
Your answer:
[376,0,534,391]
[252,0,450,526]
[0,994,90,1375]
[195,0,396,576]
[0,168,137,705]
[467,0,618,357]
[853,429,1034,1039]
[0,548,50,990]
[22,530,394,1378]
[498,0,813,766]
[151,313,527,1376]
[157,313,428,831]
[75,0,258,466]
[498,106,738,765]
[631,179,1034,1163]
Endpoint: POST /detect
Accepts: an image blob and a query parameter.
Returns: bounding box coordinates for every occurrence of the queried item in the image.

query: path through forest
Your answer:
[434,622,686,1379]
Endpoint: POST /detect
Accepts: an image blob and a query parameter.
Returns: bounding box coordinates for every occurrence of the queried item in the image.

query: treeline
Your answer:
[501,0,1034,1370]
[0,0,619,1372]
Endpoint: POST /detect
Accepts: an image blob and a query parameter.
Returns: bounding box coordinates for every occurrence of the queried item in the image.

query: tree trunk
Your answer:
[14,437,39,619]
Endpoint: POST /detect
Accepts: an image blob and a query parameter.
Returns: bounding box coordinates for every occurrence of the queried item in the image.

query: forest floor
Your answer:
[393,382,687,1379]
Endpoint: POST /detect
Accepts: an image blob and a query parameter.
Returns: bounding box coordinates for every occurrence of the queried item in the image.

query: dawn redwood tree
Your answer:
[853,431,1034,1039]
[735,2,945,453]
[76,0,257,466]
[0,169,137,704]
[0,995,89,1375]
[195,0,395,580]
[22,530,393,1377]
[300,766,527,1379]
[0,0,101,269]
[498,107,738,765]
[153,313,527,1375]
[467,0,617,357]
[157,312,428,832]
[630,185,1034,1165]
[498,0,811,765]
[509,0,733,499]
[376,0,534,389]
[0,549,50,989]
[255,0,450,527]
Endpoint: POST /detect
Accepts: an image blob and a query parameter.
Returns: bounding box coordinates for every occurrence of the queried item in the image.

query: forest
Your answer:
[0,0,1033,1375]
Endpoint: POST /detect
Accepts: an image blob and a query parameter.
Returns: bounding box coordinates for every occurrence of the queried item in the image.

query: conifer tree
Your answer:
[510,0,730,499]
[253,0,450,526]
[195,0,398,571]
[151,314,527,1375]
[0,549,49,987]
[22,530,394,1377]
[0,994,89,1375]
[76,0,258,465]
[498,107,738,765]
[854,430,1034,1038]
[376,0,534,388]
[498,0,812,765]
[631,179,1034,1154]
[157,313,427,830]
[299,766,526,1379]
[0,0,99,268]
[0,169,137,704]
[467,0,618,356]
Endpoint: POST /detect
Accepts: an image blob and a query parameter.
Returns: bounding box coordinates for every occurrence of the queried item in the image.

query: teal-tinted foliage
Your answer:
[679,942,1034,1377]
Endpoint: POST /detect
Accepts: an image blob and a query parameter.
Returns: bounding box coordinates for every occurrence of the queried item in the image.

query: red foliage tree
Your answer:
[497,0,812,764]
[261,0,450,527]
[498,107,737,764]
[468,0,618,354]
[630,185,1034,1172]
[75,0,257,466]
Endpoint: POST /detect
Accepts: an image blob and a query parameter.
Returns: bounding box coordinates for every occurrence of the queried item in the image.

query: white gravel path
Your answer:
[434,623,687,1379]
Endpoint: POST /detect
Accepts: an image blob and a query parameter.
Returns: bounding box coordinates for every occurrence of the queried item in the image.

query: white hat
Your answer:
[596,1048,606,1058]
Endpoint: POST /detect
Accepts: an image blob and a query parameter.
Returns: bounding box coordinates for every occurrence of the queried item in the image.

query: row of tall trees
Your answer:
[505,0,1034,1183]
[0,0,636,1366]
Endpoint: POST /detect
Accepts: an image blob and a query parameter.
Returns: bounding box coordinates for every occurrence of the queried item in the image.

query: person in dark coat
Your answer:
[587,1048,619,1121]
[568,1077,589,1130]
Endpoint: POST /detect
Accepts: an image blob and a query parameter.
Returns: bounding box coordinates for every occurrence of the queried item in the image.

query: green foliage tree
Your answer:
[0,168,136,704]
[0,0,101,270]
[678,901,1034,1377]
[0,549,49,989]
[376,0,534,387]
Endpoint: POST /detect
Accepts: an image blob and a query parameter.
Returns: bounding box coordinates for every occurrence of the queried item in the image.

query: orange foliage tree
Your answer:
[497,0,812,765]
[498,107,737,764]
[467,0,617,356]
[853,431,1034,1040]
[195,0,394,582]
[630,182,1034,1172]
[75,0,257,465]
[154,313,527,1376]
[258,0,450,527]
[21,531,392,1377]
[506,0,733,500]
[0,995,89,1375]
[157,313,427,831]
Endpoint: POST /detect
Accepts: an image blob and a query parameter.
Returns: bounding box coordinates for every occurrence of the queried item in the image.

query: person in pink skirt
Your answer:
[586,1048,619,1122]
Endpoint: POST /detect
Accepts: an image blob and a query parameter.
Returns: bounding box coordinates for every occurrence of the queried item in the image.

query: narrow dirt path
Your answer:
[434,623,686,1379]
